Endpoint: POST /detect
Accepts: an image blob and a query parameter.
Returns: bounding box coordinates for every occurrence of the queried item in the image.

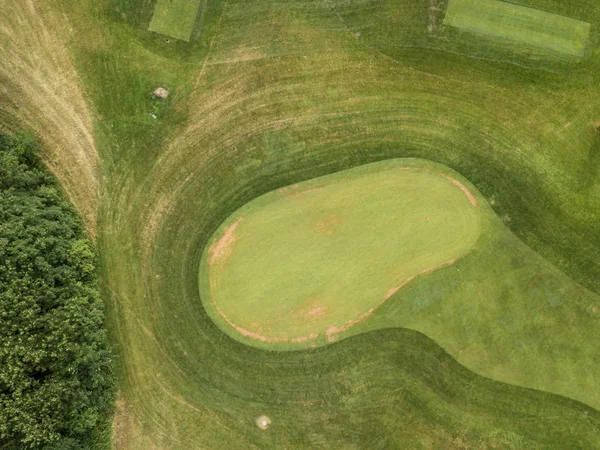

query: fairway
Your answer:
[148,0,204,41]
[444,0,591,57]
[201,160,480,346]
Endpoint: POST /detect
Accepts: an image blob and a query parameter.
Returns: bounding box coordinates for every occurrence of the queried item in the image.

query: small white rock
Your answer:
[255,415,271,430]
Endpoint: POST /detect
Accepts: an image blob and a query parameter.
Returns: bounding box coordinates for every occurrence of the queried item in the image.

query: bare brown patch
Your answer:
[386,258,458,300]
[110,396,161,450]
[210,295,324,344]
[315,214,341,235]
[444,176,478,207]
[306,306,326,318]
[421,168,478,207]
[111,398,131,450]
[326,307,376,342]
[209,217,243,266]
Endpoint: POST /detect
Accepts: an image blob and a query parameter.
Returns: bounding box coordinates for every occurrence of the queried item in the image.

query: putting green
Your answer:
[199,160,481,347]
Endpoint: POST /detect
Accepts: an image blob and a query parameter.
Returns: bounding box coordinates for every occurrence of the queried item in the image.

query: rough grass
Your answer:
[444,0,591,58]
[0,0,99,234]
[148,0,206,41]
[201,159,481,347]
[2,0,600,448]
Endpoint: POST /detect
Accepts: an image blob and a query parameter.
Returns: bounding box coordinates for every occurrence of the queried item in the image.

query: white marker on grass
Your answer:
[256,415,271,430]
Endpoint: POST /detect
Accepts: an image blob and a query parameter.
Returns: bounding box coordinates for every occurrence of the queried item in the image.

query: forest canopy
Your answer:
[0,132,113,449]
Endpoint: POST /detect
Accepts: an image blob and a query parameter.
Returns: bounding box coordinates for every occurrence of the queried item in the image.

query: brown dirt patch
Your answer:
[306,306,326,318]
[111,397,160,450]
[111,398,132,450]
[315,214,341,235]
[209,217,243,267]
[446,176,478,207]
[420,168,478,207]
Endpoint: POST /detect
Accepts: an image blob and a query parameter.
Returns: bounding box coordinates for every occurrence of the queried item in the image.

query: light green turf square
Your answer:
[444,0,591,57]
[148,0,204,42]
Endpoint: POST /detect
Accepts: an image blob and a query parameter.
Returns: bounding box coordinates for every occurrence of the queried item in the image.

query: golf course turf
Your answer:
[1,0,600,448]
[444,0,591,58]
[148,0,206,41]
[201,160,481,346]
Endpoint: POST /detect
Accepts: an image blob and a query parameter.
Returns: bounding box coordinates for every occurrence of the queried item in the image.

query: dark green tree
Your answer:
[0,132,113,449]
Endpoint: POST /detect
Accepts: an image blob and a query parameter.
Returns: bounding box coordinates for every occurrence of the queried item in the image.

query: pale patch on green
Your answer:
[444,0,591,57]
[200,160,481,347]
[148,0,205,42]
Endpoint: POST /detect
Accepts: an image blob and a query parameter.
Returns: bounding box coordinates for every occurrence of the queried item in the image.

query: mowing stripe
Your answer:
[444,0,591,57]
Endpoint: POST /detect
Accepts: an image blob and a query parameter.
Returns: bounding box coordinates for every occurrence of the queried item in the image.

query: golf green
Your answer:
[200,160,481,347]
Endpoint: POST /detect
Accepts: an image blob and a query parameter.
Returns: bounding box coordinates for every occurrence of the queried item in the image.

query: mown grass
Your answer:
[148,0,206,41]
[2,0,600,448]
[444,0,591,58]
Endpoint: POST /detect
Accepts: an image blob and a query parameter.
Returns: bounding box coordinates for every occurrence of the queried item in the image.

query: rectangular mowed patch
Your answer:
[148,0,205,42]
[443,0,591,58]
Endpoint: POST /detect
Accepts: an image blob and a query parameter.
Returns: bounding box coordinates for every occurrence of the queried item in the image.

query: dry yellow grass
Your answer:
[0,0,98,234]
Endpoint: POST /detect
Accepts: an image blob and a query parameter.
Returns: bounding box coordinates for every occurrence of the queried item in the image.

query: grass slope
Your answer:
[444,0,591,57]
[201,159,480,346]
[2,0,600,448]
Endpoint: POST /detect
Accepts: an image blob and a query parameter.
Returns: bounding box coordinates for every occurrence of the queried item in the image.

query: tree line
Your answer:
[0,132,113,449]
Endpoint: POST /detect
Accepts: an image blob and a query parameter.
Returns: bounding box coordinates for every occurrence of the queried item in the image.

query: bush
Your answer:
[0,132,113,449]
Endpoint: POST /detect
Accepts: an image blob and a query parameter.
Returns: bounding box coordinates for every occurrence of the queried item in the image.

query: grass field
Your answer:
[148,0,205,41]
[444,0,591,57]
[201,159,480,346]
[2,0,600,448]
